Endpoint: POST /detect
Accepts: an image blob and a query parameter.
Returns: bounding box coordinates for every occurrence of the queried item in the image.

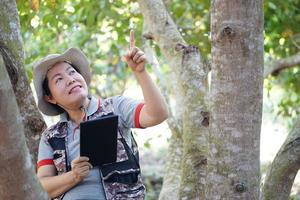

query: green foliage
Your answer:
[264,0,300,57]
[18,0,300,124]
[289,195,300,200]
[167,0,211,58]
[17,0,143,96]
[17,0,210,97]
[264,0,300,126]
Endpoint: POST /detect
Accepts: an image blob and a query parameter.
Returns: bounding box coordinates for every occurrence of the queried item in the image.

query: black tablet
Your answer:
[80,114,118,166]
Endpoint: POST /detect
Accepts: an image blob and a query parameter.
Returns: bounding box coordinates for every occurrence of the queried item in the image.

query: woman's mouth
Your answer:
[69,85,82,94]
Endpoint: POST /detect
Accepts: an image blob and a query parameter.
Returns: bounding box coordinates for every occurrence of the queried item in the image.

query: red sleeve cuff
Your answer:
[37,159,54,170]
[134,103,144,128]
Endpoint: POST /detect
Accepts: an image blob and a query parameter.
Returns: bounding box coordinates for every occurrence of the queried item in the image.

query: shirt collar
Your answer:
[59,95,100,122]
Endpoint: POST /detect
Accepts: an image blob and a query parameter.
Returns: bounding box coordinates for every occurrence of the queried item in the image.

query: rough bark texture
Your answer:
[143,37,183,200]
[262,118,300,200]
[158,133,183,200]
[0,0,46,164]
[138,1,209,199]
[264,52,300,77]
[208,1,263,199]
[0,56,48,200]
[177,45,209,200]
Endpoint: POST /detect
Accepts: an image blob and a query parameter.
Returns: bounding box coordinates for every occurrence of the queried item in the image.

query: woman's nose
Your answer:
[66,75,75,85]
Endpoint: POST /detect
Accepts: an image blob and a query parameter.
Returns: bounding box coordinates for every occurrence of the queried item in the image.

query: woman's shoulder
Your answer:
[41,121,68,140]
[99,95,123,109]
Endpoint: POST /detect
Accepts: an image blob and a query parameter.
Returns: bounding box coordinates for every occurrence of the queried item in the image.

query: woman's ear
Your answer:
[44,95,57,105]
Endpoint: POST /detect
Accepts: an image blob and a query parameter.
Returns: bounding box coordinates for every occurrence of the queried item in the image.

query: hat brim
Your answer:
[33,47,91,116]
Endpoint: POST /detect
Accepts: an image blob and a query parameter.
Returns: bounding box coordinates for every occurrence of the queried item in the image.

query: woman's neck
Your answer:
[66,97,91,125]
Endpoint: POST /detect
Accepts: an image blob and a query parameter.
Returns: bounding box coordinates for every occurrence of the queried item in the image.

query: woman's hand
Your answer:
[71,156,93,183]
[123,30,147,73]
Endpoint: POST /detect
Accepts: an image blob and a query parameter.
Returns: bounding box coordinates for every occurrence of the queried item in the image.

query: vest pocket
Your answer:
[101,158,140,184]
[103,177,146,199]
[52,149,67,174]
[116,185,145,195]
[103,169,140,184]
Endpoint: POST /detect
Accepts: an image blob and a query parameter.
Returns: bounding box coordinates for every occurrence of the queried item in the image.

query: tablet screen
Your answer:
[80,114,118,166]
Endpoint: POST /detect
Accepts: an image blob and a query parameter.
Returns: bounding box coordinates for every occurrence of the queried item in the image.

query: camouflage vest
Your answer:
[43,97,146,200]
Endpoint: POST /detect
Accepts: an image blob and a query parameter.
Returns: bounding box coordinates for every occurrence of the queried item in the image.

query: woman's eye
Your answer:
[55,77,63,84]
[69,70,76,75]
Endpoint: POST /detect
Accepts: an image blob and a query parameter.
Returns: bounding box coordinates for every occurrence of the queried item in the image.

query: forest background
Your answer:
[1,0,300,199]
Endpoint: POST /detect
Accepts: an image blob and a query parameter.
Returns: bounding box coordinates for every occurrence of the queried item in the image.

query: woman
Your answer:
[34,31,168,200]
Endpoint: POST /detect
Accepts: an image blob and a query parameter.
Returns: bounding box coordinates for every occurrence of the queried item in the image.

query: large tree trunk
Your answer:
[262,117,300,200]
[0,0,47,164]
[208,0,264,199]
[138,0,209,199]
[0,56,48,200]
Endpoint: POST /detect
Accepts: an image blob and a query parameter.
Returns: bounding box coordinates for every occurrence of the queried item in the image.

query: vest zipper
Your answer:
[65,131,71,171]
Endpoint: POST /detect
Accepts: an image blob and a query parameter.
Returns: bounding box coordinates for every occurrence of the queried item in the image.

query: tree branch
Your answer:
[262,117,300,200]
[139,0,187,131]
[142,24,182,137]
[158,134,183,200]
[264,52,300,77]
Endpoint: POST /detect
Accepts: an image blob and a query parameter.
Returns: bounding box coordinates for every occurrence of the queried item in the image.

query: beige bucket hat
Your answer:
[33,47,91,116]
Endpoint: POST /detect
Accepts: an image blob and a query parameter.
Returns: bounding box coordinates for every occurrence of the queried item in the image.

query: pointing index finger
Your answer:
[130,30,135,50]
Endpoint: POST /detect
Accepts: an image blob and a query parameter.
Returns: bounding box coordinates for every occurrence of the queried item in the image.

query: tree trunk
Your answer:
[158,133,183,200]
[208,0,264,199]
[138,1,209,199]
[142,32,184,200]
[0,0,47,164]
[177,44,209,200]
[0,56,48,200]
[262,117,300,200]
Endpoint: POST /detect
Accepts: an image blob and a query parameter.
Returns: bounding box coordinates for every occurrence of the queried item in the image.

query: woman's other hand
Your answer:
[71,156,93,182]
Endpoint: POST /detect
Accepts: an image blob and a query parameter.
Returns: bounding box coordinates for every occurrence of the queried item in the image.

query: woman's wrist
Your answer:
[133,68,148,78]
[133,67,146,74]
[70,171,82,184]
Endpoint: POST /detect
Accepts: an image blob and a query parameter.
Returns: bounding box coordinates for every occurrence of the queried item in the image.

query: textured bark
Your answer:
[0,56,48,199]
[158,133,183,200]
[138,1,209,199]
[142,23,182,138]
[208,1,263,199]
[177,45,209,200]
[0,0,46,164]
[264,52,300,77]
[262,118,300,200]
[143,36,183,200]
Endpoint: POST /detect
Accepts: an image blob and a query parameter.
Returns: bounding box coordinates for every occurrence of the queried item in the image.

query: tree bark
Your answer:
[142,33,184,200]
[177,44,209,200]
[262,118,300,200]
[138,1,209,199]
[264,52,300,77]
[0,56,48,200]
[208,0,263,199]
[0,0,47,164]
[158,132,183,200]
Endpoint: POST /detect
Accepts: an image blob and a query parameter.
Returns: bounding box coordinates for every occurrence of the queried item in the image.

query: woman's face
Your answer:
[44,62,88,110]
